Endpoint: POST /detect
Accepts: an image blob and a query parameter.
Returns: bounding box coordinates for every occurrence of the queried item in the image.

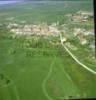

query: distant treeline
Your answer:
[24,0,92,1]
[0,0,93,1]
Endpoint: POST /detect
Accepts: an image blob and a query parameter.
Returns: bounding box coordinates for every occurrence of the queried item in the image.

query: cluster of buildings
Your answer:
[8,22,60,36]
[7,22,94,47]
[73,28,94,45]
[66,11,93,22]
[6,10,94,48]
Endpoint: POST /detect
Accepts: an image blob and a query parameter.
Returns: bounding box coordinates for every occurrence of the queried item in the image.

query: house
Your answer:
[61,37,67,43]
[73,28,82,36]
[73,28,86,37]
[10,29,16,33]
[84,31,94,36]
[72,15,83,22]
[81,39,87,45]
[48,25,60,36]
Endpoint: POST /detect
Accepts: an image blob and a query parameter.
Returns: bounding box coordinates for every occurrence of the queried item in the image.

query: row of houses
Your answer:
[9,22,60,36]
[7,20,94,47]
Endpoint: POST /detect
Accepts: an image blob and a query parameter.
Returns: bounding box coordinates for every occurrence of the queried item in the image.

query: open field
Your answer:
[0,35,96,100]
[0,0,96,100]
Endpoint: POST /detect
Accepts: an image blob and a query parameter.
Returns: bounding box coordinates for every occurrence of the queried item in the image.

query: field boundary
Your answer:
[42,56,56,100]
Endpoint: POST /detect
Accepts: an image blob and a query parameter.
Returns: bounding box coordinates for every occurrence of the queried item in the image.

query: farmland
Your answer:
[0,0,96,100]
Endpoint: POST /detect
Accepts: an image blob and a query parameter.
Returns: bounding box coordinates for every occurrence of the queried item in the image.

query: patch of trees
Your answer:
[0,73,11,87]
[8,48,16,55]
[25,47,65,57]
[0,25,13,39]
[20,37,52,49]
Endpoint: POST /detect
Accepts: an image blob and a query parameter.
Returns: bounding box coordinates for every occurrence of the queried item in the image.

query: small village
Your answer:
[6,11,94,49]
[8,22,60,36]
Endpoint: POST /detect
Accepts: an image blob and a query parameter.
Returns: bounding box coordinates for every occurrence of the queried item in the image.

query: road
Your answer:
[59,33,96,75]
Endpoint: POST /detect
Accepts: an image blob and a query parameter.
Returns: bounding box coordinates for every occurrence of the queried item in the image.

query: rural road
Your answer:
[59,33,96,75]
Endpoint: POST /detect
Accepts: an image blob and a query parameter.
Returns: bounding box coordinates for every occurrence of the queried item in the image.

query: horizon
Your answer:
[0,1,20,5]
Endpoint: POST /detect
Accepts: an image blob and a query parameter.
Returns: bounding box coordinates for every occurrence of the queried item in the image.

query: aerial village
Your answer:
[6,11,94,50]
[8,22,60,36]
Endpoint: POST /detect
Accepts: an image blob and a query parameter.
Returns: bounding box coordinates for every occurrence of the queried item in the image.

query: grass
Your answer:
[0,33,96,100]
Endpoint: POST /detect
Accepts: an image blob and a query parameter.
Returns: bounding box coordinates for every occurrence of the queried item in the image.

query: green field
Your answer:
[0,34,96,100]
[0,0,96,100]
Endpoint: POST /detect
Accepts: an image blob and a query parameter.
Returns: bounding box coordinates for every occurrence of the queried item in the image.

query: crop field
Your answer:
[0,0,96,100]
